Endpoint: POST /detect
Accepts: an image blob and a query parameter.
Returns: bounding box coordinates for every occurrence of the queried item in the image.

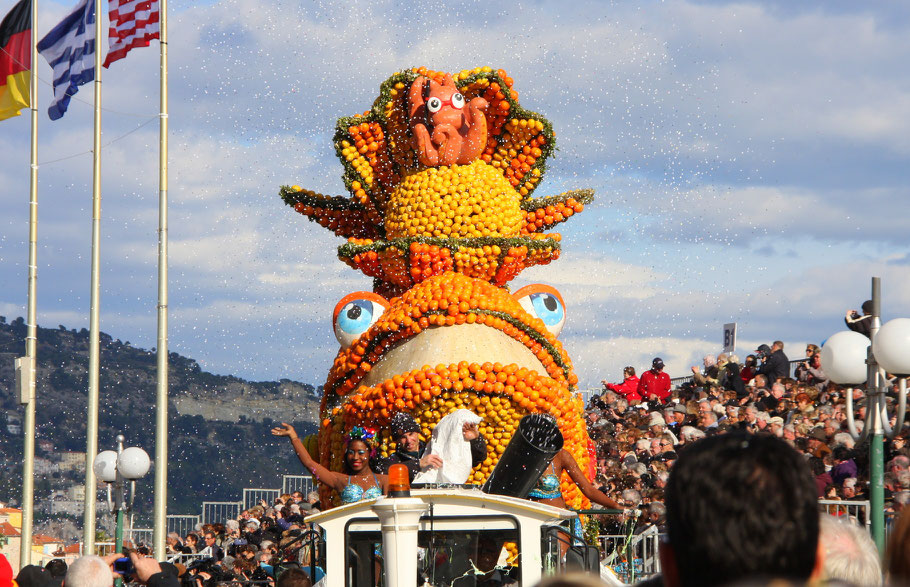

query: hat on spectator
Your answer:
[622,454,638,466]
[652,357,665,370]
[649,413,666,427]
[246,519,260,529]
[390,412,421,439]
[809,427,828,442]
[298,502,313,511]
[656,451,678,462]
[843,478,857,489]
[673,404,688,415]
[635,404,649,411]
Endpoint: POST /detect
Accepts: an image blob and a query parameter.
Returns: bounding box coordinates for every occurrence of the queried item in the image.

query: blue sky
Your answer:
[1,0,909,391]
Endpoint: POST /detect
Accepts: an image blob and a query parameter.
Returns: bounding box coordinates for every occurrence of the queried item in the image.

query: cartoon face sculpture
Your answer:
[280,66,595,507]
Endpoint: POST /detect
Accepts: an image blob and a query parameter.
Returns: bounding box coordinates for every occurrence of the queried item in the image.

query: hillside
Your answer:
[0,316,321,518]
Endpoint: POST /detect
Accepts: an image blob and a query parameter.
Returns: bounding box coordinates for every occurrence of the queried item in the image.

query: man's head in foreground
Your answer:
[661,432,822,587]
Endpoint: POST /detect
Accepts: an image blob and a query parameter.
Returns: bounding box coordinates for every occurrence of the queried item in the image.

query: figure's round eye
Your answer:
[451,93,465,109]
[426,97,443,113]
[513,284,566,337]
[332,292,389,348]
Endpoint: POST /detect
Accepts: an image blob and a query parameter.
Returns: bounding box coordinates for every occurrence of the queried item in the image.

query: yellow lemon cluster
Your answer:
[384,160,523,238]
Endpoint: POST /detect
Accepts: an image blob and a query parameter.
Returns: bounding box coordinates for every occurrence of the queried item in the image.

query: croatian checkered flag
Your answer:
[103,0,159,68]
[37,0,95,120]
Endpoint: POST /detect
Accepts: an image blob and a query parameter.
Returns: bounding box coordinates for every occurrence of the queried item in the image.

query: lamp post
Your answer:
[93,436,151,556]
[820,277,909,552]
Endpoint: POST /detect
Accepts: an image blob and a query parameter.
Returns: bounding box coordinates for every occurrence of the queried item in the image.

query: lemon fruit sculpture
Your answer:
[280,66,595,509]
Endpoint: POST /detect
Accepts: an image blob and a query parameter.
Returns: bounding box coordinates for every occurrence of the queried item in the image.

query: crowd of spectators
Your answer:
[160,490,324,585]
[589,341,910,536]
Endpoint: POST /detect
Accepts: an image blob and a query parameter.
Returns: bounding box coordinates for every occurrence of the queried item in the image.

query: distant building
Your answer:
[56,452,85,472]
[6,416,22,436]
[33,458,59,476]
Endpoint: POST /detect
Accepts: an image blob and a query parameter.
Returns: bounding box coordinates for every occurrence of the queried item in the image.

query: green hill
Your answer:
[0,316,321,520]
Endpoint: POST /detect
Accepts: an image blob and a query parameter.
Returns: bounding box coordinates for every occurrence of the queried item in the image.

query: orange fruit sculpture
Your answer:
[280,66,595,509]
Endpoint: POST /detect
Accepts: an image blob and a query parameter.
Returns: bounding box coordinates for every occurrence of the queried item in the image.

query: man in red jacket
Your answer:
[638,357,671,403]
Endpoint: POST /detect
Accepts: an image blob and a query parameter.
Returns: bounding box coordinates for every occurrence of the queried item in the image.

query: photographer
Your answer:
[755,341,790,383]
[845,300,874,338]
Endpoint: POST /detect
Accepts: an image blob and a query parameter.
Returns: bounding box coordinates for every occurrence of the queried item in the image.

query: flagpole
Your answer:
[82,0,103,553]
[152,0,168,560]
[19,0,40,568]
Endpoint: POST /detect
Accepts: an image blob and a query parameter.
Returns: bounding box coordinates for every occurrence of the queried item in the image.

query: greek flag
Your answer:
[37,0,95,120]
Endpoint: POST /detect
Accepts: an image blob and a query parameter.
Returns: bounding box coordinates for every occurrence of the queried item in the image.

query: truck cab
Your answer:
[304,487,599,586]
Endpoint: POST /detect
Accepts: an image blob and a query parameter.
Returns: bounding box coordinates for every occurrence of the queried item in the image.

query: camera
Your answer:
[114,557,135,582]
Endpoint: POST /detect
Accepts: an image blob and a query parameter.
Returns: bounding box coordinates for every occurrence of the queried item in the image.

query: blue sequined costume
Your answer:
[340,473,383,504]
[527,464,562,499]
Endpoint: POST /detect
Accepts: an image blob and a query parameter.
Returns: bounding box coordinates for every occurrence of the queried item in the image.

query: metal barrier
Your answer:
[92,542,117,556]
[282,474,315,496]
[242,488,280,510]
[167,514,201,537]
[167,552,211,565]
[597,527,663,583]
[201,501,243,525]
[129,528,154,548]
[818,500,871,530]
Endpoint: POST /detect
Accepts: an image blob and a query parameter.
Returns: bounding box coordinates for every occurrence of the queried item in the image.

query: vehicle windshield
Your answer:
[345,516,520,587]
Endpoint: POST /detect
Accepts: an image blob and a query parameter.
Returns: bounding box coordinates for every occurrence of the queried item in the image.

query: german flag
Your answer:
[0,0,30,121]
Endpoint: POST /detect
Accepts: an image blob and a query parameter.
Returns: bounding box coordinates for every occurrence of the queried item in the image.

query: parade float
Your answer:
[279,66,596,511]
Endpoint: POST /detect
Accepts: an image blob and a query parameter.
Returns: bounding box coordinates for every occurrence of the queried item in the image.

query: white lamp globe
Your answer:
[117,447,151,480]
[93,450,118,483]
[873,318,910,376]
[820,331,870,384]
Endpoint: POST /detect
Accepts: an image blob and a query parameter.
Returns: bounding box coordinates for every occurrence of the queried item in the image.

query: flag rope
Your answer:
[36,114,155,164]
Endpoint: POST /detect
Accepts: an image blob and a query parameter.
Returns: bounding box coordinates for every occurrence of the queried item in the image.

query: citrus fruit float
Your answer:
[280,66,595,509]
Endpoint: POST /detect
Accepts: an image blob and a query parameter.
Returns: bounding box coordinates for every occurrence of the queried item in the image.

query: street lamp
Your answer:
[93,435,150,555]
[820,277,909,553]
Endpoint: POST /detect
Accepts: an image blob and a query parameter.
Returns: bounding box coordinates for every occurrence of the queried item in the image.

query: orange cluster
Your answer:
[289,188,377,239]
[486,118,548,195]
[332,361,587,487]
[458,68,516,137]
[522,198,586,234]
[339,236,562,289]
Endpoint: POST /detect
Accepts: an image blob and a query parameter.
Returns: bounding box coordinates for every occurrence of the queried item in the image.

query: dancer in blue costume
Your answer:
[272,423,388,504]
[528,449,622,545]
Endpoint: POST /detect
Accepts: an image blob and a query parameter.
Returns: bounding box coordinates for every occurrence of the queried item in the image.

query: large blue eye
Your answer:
[514,284,567,337]
[333,292,388,348]
[531,293,565,327]
[338,300,375,332]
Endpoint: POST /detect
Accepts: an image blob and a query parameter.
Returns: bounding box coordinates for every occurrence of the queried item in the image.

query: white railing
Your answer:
[167,552,211,565]
[128,528,154,548]
[242,488,280,510]
[818,499,871,530]
[596,526,663,583]
[201,501,242,525]
[282,474,315,497]
[167,514,200,538]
